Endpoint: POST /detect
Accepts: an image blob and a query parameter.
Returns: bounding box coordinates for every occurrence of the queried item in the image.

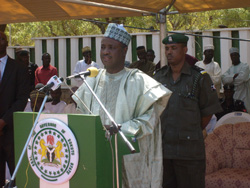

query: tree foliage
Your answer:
[4,8,250,46]
[166,8,250,31]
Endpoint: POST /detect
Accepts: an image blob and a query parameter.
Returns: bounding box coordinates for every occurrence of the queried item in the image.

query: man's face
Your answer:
[83,51,91,64]
[230,52,240,65]
[165,43,187,66]
[224,89,234,100]
[0,32,8,55]
[204,49,214,60]
[42,54,51,67]
[146,51,155,62]
[20,54,30,67]
[137,49,147,61]
[50,88,62,103]
[100,37,127,74]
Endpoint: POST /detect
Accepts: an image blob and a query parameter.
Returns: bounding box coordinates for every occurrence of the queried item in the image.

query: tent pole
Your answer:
[159,0,176,67]
[159,8,166,67]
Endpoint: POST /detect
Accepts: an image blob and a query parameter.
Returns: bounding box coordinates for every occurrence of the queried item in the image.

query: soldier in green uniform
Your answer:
[154,34,222,188]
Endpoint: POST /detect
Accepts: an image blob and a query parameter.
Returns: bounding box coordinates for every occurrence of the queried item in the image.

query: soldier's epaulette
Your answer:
[192,65,207,75]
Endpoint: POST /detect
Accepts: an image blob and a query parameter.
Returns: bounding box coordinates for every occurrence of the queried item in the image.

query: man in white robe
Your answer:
[73,46,99,87]
[73,23,172,188]
[45,87,66,113]
[222,47,250,112]
[195,44,221,96]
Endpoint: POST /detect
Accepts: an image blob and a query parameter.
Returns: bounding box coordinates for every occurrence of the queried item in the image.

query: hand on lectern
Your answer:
[104,124,121,135]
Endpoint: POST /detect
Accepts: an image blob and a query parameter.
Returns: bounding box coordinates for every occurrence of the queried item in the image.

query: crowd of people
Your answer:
[1,23,250,188]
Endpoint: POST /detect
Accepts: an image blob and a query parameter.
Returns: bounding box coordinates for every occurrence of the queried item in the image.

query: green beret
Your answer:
[162,34,189,44]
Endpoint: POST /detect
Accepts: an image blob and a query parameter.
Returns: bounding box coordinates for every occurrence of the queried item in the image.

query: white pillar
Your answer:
[159,8,167,67]
[160,24,166,66]
[220,31,232,74]
[35,40,43,67]
[46,39,54,66]
[126,41,132,64]
[69,38,79,87]
[7,48,15,59]
[82,37,91,48]
[187,34,196,57]
[136,35,147,60]
[239,30,250,66]
[202,31,213,47]
[58,39,67,79]
[152,33,160,64]
[70,38,79,75]
[136,35,146,48]
[95,36,103,68]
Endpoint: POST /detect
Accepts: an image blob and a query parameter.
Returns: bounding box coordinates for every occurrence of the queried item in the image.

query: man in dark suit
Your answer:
[0,31,30,186]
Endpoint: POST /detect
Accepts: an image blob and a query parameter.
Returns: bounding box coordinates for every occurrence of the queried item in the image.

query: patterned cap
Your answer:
[82,46,91,53]
[162,34,189,45]
[30,90,46,99]
[229,47,239,54]
[104,23,131,46]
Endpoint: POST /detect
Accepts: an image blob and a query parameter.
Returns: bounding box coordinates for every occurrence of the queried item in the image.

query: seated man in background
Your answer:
[45,87,66,113]
[129,46,155,77]
[215,83,247,120]
[24,90,50,113]
[63,86,80,114]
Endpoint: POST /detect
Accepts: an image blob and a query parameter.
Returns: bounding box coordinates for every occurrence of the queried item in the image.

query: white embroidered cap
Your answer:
[204,44,214,51]
[229,47,239,54]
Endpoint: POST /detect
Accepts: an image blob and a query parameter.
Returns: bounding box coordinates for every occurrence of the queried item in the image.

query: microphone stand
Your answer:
[77,75,136,188]
[4,91,50,188]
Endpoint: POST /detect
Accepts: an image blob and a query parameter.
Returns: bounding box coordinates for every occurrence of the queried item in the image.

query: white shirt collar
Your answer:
[0,55,8,65]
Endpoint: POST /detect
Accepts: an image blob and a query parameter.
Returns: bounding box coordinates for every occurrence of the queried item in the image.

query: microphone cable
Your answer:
[24,91,40,188]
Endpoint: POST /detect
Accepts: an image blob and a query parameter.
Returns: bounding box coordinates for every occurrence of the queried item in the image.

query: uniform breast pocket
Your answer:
[179,96,197,112]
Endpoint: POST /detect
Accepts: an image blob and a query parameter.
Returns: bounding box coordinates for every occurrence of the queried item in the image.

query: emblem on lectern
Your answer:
[38,136,64,166]
[27,118,79,184]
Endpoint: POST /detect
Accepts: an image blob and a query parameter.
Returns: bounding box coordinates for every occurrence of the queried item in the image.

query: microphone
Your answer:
[38,75,63,92]
[66,67,99,80]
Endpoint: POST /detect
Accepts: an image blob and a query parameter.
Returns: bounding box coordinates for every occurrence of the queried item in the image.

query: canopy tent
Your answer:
[1,0,168,24]
[86,0,250,13]
[1,0,250,24]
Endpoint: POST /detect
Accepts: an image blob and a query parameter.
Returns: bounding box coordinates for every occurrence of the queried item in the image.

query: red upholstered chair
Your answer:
[205,122,250,188]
